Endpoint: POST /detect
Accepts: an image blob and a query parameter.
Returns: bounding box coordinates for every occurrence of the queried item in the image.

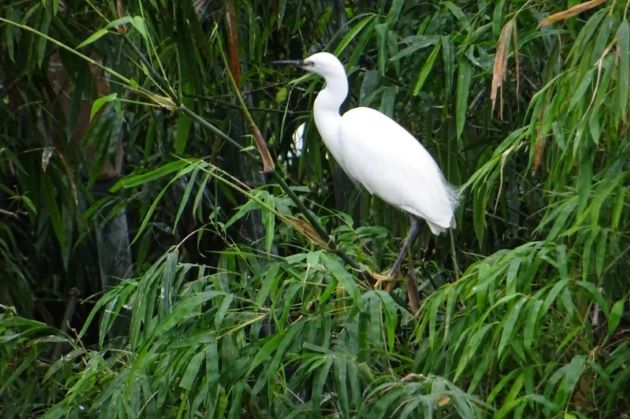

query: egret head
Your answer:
[299,52,346,78]
[273,51,349,115]
[273,52,346,80]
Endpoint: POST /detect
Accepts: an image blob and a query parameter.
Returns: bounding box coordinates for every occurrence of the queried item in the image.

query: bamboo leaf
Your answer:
[252,321,304,395]
[262,195,276,254]
[386,0,405,27]
[321,253,361,303]
[179,351,205,390]
[443,1,470,32]
[594,229,607,277]
[569,69,594,110]
[77,28,108,49]
[214,294,234,328]
[248,331,284,374]
[495,372,524,419]
[334,357,350,416]
[375,23,388,75]
[607,299,625,335]
[390,35,440,61]
[550,355,586,407]
[131,16,148,40]
[456,58,472,141]
[524,299,543,351]
[255,263,281,307]
[175,112,192,154]
[311,357,333,407]
[90,93,118,120]
[153,291,223,337]
[441,36,454,94]
[105,16,134,29]
[498,296,526,359]
[542,279,568,316]
[334,15,377,56]
[111,160,190,191]
[413,42,441,95]
[454,323,492,380]
[428,291,446,349]
[173,166,198,231]
[617,20,629,121]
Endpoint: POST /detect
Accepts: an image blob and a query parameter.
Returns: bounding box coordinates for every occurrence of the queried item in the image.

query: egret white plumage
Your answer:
[275,52,459,282]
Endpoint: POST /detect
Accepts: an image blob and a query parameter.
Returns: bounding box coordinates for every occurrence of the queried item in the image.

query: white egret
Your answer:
[275,52,459,282]
[291,122,305,157]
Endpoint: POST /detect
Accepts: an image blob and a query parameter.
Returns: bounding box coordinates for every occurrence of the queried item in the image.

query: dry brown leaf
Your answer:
[250,123,275,172]
[285,216,327,247]
[149,94,177,111]
[491,20,515,118]
[225,0,241,87]
[405,272,421,315]
[115,0,126,33]
[401,373,426,382]
[538,0,607,28]
[533,137,546,173]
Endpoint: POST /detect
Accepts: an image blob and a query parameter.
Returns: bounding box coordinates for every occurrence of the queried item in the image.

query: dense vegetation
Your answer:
[1,0,628,417]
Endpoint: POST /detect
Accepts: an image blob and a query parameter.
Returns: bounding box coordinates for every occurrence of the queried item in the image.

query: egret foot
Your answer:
[370,270,399,290]
[370,271,400,292]
[367,216,422,291]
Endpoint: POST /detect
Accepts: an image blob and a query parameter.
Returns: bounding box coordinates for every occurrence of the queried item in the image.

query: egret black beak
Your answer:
[271,59,305,67]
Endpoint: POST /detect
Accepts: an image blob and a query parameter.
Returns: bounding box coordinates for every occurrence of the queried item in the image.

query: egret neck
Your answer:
[312,65,348,165]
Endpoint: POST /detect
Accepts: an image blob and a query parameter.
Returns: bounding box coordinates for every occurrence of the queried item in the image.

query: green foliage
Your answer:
[0,308,74,416]
[19,242,483,417]
[1,0,629,417]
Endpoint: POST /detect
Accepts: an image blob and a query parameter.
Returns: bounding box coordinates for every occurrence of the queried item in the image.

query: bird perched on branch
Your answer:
[275,52,459,284]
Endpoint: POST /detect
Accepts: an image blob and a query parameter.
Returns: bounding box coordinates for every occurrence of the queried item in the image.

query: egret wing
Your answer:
[338,107,457,231]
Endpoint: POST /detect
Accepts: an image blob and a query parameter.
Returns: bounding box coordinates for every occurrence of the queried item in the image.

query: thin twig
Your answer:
[0,208,19,219]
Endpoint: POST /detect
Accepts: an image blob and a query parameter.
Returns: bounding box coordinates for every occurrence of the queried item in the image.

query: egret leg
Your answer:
[389,215,422,280]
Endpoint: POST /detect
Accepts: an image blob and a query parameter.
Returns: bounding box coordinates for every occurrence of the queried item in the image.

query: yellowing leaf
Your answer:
[538,0,607,28]
[491,20,515,118]
[285,216,327,247]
